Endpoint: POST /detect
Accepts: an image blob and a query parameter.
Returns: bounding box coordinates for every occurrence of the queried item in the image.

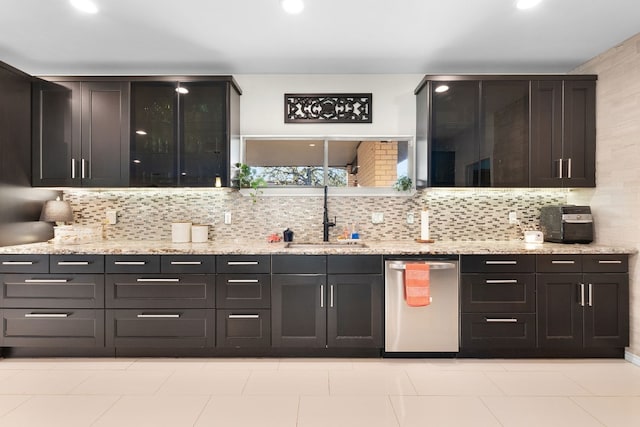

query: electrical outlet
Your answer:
[224,212,232,224]
[105,209,117,225]
[508,211,518,224]
[407,212,415,224]
[371,212,384,224]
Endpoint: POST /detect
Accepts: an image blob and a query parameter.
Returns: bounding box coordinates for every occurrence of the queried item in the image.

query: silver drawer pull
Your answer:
[228,314,260,319]
[485,318,518,323]
[114,261,147,265]
[24,279,69,283]
[485,261,517,265]
[485,279,518,284]
[136,278,180,282]
[227,261,259,265]
[25,313,69,318]
[170,261,203,265]
[388,262,456,270]
[2,261,35,265]
[227,279,259,283]
[551,260,575,264]
[57,261,90,266]
[136,314,181,318]
[598,260,622,264]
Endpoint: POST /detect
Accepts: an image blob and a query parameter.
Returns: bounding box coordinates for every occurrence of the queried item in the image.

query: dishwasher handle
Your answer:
[388,262,457,271]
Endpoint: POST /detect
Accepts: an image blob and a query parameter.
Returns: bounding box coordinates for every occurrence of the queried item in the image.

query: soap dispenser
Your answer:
[283,228,294,242]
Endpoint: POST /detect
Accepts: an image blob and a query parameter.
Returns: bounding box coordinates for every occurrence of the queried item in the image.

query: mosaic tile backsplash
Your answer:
[63,188,568,242]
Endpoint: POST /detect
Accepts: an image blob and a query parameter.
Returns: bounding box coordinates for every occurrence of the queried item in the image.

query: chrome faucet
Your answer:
[323,186,336,242]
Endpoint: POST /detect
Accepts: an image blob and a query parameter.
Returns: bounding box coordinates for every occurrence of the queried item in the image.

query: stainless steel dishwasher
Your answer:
[384,257,459,353]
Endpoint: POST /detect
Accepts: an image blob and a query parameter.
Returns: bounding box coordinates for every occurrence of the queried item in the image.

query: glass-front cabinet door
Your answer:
[430,81,479,187]
[130,81,228,187]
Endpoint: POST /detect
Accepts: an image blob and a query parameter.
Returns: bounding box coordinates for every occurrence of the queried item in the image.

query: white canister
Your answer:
[171,222,192,243]
[191,224,209,243]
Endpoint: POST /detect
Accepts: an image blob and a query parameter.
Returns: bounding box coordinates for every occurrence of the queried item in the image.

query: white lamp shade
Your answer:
[40,199,73,223]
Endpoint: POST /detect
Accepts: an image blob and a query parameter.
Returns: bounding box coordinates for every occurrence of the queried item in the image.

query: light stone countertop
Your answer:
[0,240,635,255]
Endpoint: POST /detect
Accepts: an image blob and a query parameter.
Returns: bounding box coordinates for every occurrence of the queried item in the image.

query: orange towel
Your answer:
[404,263,431,307]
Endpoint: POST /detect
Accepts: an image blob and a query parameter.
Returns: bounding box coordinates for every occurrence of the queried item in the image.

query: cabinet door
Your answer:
[32,81,81,186]
[180,81,228,187]
[563,80,596,187]
[326,274,382,348]
[80,82,130,187]
[430,80,480,187]
[537,273,583,348]
[271,274,326,348]
[480,80,529,187]
[583,273,628,348]
[130,82,178,187]
[530,80,563,187]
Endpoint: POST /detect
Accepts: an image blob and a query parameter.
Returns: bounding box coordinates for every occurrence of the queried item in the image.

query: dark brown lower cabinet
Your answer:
[106,309,214,348]
[271,274,326,348]
[2,309,104,347]
[537,273,629,349]
[461,313,536,349]
[216,309,270,348]
[327,274,382,348]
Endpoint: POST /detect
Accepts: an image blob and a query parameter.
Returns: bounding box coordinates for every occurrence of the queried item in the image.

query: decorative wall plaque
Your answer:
[285,93,372,123]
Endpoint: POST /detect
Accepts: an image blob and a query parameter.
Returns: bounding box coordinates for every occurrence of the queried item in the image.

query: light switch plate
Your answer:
[407,212,415,224]
[105,209,117,225]
[371,212,384,224]
[224,212,232,224]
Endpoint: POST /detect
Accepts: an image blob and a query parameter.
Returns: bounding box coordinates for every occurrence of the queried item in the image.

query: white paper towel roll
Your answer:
[420,210,430,241]
[172,222,192,243]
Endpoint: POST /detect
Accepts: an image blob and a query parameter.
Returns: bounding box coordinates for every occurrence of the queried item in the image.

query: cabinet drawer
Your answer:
[216,274,270,309]
[217,255,270,274]
[461,313,536,349]
[106,274,215,308]
[161,255,215,274]
[216,309,271,348]
[2,309,105,347]
[0,255,49,273]
[461,274,535,313]
[106,309,214,348]
[583,254,628,273]
[536,255,582,273]
[50,255,104,273]
[328,255,382,274]
[1,274,104,308]
[272,255,326,274]
[461,255,535,273]
[106,255,160,273]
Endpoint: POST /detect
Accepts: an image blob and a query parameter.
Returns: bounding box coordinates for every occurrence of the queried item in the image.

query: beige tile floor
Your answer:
[0,357,638,426]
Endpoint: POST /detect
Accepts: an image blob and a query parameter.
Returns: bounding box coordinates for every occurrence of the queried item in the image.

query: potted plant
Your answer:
[393,175,413,192]
[233,163,266,202]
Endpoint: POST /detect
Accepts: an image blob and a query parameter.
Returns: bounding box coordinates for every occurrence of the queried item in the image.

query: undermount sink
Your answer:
[285,242,368,249]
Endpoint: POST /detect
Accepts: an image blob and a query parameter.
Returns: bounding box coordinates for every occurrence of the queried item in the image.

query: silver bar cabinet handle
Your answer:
[114,261,146,265]
[227,279,259,283]
[485,318,518,323]
[558,158,564,179]
[485,279,518,284]
[170,261,202,265]
[588,283,593,307]
[57,261,90,266]
[551,260,575,264]
[579,283,585,307]
[81,158,87,179]
[137,314,181,318]
[320,285,324,308]
[330,285,334,308]
[598,260,622,264]
[136,278,180,282]
[485,261,517,265]
[2,261,34,265]
[567,158,572,179]
[228,314,260,319]
[71,158,76,179]
[227,261,259,266]
[25,313,69,318]
[24,279,69,283]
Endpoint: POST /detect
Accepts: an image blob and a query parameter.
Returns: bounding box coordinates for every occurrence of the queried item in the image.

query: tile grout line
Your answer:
[191,395,214,427]
[88,395,124,427]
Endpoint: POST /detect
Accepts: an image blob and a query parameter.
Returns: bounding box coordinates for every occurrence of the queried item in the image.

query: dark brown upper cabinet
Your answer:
[32,80,129,187]
[130,78,241,187]
[415,75,596,188]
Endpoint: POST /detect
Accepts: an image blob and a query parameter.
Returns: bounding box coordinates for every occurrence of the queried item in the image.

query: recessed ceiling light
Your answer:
[516,0,542,10]
[135,130,147,135]
[175,87,189,94]
[309,143,316,147]
[281,0,304,15]
[70,0,99,14]
[434,85,449,93]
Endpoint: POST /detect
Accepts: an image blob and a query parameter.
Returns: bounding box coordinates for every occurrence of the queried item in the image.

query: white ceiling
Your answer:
[1,0,639,76]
